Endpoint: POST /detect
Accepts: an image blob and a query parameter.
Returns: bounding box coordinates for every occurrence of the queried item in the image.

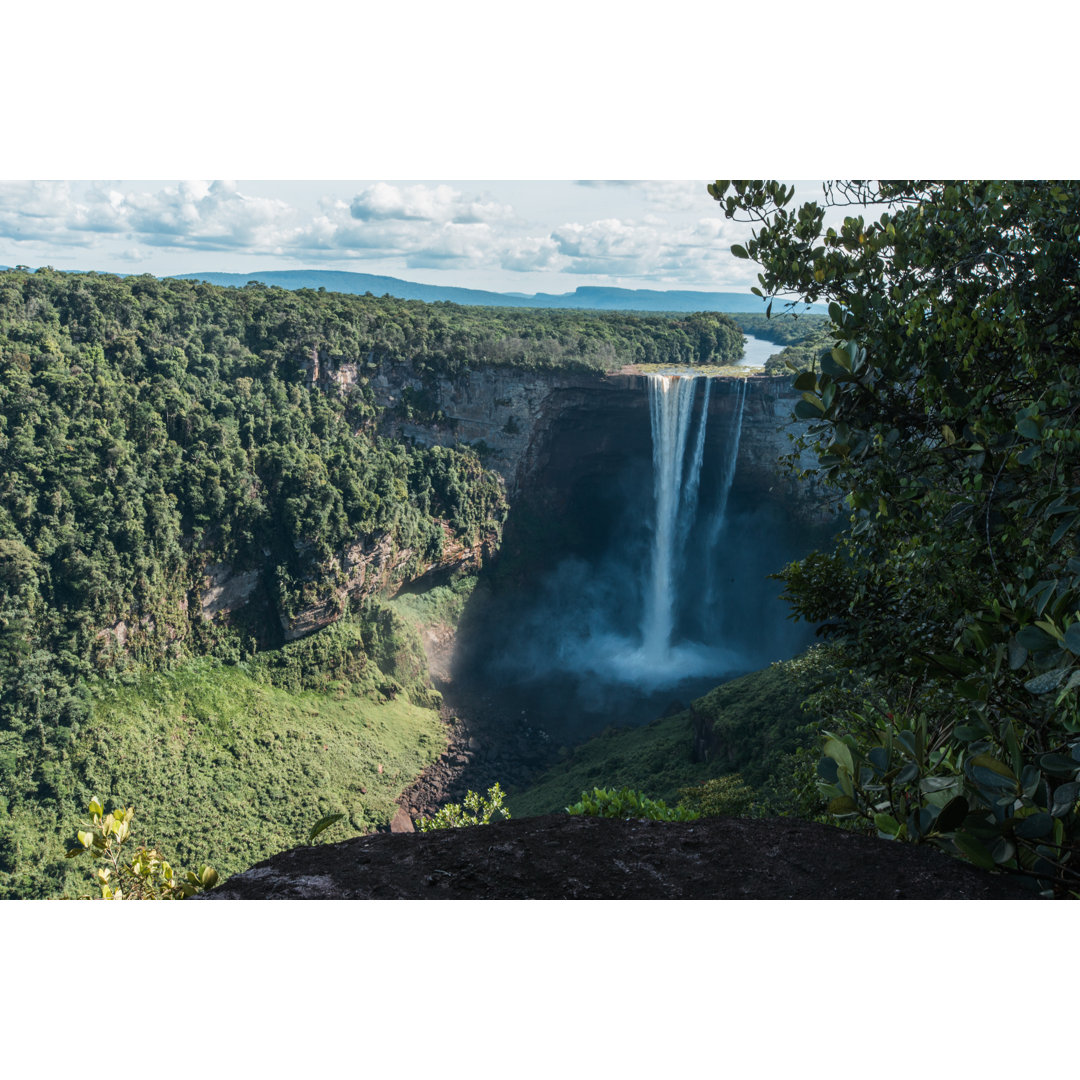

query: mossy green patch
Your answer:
[388,575,477,631]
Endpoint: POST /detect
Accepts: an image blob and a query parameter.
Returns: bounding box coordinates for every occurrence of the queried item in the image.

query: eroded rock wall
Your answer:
[369,362,831,525]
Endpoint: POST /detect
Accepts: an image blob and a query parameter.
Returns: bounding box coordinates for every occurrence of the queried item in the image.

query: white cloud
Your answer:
[0,180,756,289]
[349,183,513,225]
[0,181,301,252]
[574,179,707,213]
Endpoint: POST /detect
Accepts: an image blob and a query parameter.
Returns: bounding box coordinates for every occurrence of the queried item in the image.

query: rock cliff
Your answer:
[369,362,833,526]
[190,359,832,645]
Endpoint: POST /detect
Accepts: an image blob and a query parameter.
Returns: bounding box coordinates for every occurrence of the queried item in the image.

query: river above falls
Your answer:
[739,332,782,368]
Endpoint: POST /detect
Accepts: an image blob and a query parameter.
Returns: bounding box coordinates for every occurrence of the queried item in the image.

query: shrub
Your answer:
[66,798,218,899]
[677,775,755,818]
[417,783,511,831]
[566,787,699,822]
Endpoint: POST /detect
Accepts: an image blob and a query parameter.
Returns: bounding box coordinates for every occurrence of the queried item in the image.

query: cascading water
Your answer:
[703,377,747,611]
[481,370,767,717]
[638,371,748,668]
[640,374,704,661]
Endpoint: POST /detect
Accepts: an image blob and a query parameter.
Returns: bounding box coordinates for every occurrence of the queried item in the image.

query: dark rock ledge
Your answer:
[200,815,1036,900]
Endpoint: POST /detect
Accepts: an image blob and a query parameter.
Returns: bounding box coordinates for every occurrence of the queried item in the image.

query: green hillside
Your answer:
[509,655,826,819]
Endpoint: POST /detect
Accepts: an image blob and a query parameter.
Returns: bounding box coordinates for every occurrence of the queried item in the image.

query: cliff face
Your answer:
[369,362,832,525]
[195,361,831,645]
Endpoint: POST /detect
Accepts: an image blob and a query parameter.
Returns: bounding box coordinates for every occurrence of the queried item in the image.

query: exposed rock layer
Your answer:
[200,814,1036,900]
[371,364,833,525]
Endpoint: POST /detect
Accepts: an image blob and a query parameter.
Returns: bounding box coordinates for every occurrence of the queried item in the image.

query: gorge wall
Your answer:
[367,360,833,526]
[193,357,835,652]
[355,359,839,742]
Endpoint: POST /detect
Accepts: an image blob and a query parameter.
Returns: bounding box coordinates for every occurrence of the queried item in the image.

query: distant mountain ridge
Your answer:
[170,269,825,314]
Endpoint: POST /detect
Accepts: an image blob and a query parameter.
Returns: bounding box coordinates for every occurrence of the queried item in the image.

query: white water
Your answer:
[636,373,750,675]
[484,372,777,701]
[704,378,748,609]
[641,375,700,659]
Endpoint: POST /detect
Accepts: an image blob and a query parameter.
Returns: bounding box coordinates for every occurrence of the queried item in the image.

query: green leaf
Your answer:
[1064,624,1080,655]
[1038,753,1080,777]
[1007,638,1028,670]
[919,776,959,793]
[827,796,859,816]
[1014,812,1053,839]
[934,796,969,833]
[1024,667,1069,694]
[793,399,824,421]
[1016,625,1057,652]
[823,738,853,775]
[730,244,749,260]
[971,766,1017,793]
[970,753,1014,779]
[307,812,346,845]
[873,813,901,837]
[1050,781,1079,818]
[817,756,839,784]
[991,837,1017,865]
[88,798,103,817]
[793,371,818,392]
[895,763,919,785]
[953,832,996,870]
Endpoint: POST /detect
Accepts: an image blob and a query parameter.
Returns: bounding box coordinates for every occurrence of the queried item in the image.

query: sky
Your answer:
[0,178,793,295]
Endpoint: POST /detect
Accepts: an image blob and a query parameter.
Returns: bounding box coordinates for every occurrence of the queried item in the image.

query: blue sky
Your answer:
[0,179,788,295]
[3,5,1063,298]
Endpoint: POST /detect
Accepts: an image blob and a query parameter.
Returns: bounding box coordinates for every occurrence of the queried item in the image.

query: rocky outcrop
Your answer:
[199,814,1037,900]
[187,358,831,645]
[200,562,261,620]
[368,361,833,526]
[279,525,497,641]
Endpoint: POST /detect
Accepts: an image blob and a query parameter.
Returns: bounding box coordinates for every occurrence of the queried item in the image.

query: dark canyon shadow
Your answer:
[451,378,833,746]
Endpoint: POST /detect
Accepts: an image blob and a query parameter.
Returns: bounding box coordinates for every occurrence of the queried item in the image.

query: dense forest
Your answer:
[711,180,1080,894]
[0,270,746,896]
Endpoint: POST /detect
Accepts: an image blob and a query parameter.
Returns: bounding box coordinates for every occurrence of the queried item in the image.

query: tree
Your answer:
[709,181,1080,894]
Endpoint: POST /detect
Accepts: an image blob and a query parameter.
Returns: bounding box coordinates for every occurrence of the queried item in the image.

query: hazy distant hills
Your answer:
[1,264,824,313]
[171,269,824,314]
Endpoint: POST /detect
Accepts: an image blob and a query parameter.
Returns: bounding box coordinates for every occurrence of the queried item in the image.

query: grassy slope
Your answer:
[388,575,477,630]
[508,657,821,818]
[1,658,444,898]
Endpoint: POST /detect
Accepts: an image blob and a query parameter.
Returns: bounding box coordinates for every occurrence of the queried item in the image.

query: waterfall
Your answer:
[641,374,708,660]
[482,370,759,701]
[677,376,711,552]
[640,373,750,664]
[703,377,748,608]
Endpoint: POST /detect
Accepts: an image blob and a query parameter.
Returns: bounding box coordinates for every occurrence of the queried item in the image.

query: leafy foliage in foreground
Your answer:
[712,180,1080,894]
[0,645,445,898]
[566,787,699,821]
[416,783,511,830]
[66,798,218,899]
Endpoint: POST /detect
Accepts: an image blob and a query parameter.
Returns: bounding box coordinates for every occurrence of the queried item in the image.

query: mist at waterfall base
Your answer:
[462,374,818,741]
